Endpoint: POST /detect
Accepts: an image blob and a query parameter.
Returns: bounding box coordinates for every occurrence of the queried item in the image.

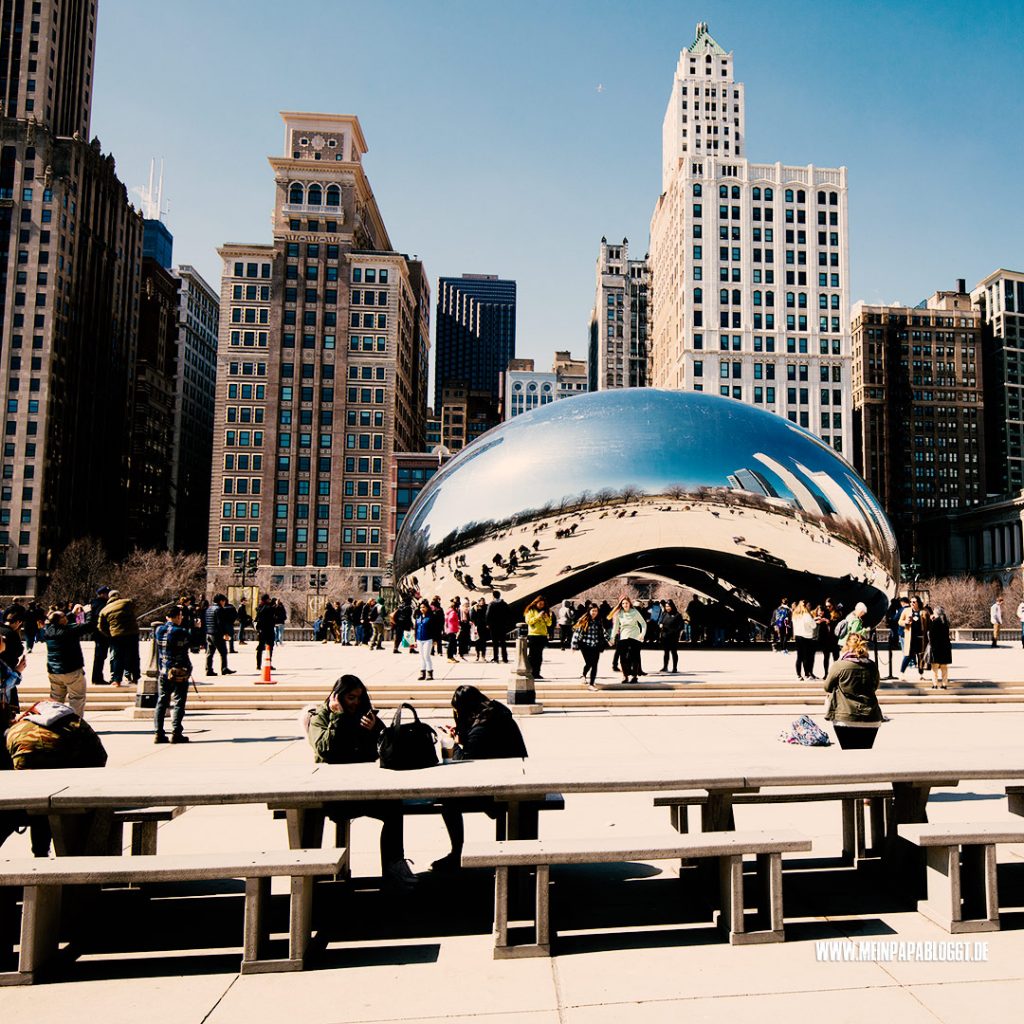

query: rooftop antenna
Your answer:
[132,158,170,220]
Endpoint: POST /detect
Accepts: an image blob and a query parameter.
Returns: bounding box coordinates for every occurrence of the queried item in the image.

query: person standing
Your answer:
[991,596,1004,648]
[39,607,91,717]
[321,600,339,643]
[154,606,193,744]
[471,598,489,661]
[771,598,792,653]
[369,599,385,650]
[339,598,352,645]
[224,598,238,654]
[23,601,43,654]
[414,601,434,680]
[486,591,510,664]
[556,601,574,650]
[444,599,461,663]
[391,600,411,654]
[647,599,663,647]
[1,608,26,677]
[927,605,953,689]
[573,605,606,688]
[610,597,647,684]
[255,594,277,671]
[659,599,684,674]
[429,598,445,655]
[204,594,236,676]
[97,590,140,689]
[898,597,923,681]
[273,598,288,645]
[791,600,817,681]
[236,599,252,646]
[523,596,553,679]
[457,598,473,658]
[88,585,111,685]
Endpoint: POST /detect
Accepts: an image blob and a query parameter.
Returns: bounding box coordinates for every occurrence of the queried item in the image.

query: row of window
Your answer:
[691,334,844,356]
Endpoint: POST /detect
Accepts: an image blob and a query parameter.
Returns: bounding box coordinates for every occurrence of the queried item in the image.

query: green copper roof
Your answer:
[687,21,726,55]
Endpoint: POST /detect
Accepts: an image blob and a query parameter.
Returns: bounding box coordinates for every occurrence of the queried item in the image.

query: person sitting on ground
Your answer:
[306,675,417,889]
[823,631,883,749]
[433,685,528,872]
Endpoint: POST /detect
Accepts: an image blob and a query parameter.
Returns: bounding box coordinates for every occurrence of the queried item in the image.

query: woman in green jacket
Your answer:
[824,632,883,749]
[306,675,417,888]
[610,597,647,684]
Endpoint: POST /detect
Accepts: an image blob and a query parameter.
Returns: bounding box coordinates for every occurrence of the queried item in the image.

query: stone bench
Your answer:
[655,784,893,861]
[1006,786,1024,818]
[461,829,812,957]
[108,806,187,856]
[0,848,345,985]
[273,793,564,877]
[898,823,1024,933]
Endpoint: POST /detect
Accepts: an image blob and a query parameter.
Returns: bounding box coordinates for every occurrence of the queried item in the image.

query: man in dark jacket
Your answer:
[154,606,193,744]
[255,594,277,670]
[40,607,92,717]
[486,591,510,663]
[88,585,111,684]
[97,590,140,687]
[204,594,236,676]
[0,607,26,676]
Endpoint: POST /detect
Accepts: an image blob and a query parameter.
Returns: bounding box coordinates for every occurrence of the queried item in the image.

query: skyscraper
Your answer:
[851,285,984,567]
[649,22,852,454]
[588,238,650,391]
[972,269,1024,497]
[208,112,428,594]
[434,274,516,413]
[0,0,143,593]
[168,264,219,552]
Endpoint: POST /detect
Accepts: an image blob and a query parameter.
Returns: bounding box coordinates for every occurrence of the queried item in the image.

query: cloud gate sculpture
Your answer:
[393,390,899,626]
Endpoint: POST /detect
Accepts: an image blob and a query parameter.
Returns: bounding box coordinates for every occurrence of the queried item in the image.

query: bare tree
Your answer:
[922,575,998,628]
[43,537,111,606]
[109,550,206,620]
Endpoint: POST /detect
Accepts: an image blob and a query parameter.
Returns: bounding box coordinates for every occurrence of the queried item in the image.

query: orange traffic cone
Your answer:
[256,655,276,685]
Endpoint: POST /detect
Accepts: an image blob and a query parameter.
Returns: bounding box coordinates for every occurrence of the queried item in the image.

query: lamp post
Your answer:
[234,553,259,591]
[309,571,327,601]
[901,560,922,596]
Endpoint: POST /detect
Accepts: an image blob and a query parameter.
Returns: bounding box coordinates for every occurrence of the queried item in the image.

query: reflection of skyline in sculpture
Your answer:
[394,390,899,625]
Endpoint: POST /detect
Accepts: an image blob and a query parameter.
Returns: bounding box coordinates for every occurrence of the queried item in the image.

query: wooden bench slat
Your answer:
[899,823,1024,847]
[113,806,186,823]
[0,849,346,886]
[653,784,893,807]
[462,829,811,868]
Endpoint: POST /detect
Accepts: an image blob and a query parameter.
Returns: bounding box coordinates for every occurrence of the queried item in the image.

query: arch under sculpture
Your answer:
[393,390,899,625]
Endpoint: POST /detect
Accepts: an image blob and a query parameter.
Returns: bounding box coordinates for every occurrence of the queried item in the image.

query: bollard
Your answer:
[133,621,161,717]
[507,622,542,715]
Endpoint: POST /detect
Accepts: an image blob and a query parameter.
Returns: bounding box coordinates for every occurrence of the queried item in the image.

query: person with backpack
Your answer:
[368,599,385,650]
[391,600,412,654]
[836,602,871,646]
[771,599,792,653]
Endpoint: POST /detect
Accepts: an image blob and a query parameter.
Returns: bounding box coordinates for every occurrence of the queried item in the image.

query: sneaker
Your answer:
[385,858,418,888]
[170,732,190,744]
[154,733,168,744]
[430,852,462,873]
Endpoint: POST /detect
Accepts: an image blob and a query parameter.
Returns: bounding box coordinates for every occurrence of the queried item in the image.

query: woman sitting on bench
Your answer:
[432,685,528,872]
[306,675,418,889]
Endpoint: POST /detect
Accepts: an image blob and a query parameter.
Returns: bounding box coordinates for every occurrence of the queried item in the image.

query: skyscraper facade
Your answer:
[0,0,143,593]
[168,264,219,552]
[434,274,516,413]
[972,269,1024,497]
[588,238,650,391]
[851,286,984,567]
[208,112,428,595]
[649,23,852,454]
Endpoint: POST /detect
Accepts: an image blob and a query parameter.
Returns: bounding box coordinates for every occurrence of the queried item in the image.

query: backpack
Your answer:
[7,704,108,770]
[835,617,852,642]
[778,714,831,746]
[772,606,790,628]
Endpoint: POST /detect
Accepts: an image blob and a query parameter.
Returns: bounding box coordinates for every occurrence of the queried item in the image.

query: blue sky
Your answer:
[93,0,1022,369]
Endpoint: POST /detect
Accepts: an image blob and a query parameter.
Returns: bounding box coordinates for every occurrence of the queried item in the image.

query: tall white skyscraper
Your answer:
[650,22,852,455]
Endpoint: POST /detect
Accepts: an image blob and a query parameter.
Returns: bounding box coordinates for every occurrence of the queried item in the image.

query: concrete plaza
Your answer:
[3,643,1024,1022]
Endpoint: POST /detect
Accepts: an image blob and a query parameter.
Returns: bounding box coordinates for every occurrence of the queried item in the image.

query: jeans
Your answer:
[419,643,433,675]
[580,644,601,685]
[617,638,641,680]
[206,635,228,673]
[527,635,547,677]
[109,635,140,684]
[275,623,285,644]
[341,621,350,644]
[256,634,275,669]
[155,673,189,735]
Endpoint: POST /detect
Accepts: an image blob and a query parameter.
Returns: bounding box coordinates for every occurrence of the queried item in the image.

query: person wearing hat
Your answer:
[154,606,194,744]
[97,590,140,688]
[87,585,111,685]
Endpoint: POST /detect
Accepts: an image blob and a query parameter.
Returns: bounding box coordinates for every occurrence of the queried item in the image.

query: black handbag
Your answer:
[377,702,439,771]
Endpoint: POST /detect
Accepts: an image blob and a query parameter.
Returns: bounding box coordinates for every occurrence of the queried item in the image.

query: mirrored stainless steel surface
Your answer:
[394,390,899,625]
